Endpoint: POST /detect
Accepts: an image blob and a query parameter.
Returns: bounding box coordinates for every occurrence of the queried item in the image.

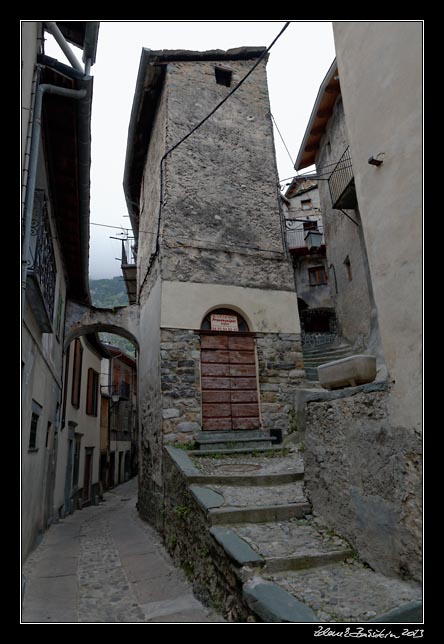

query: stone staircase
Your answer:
[165,445,422,623]
[302,340,355,382]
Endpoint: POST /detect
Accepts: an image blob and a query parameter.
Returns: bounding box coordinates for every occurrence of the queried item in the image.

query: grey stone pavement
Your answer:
[21,477,225,623]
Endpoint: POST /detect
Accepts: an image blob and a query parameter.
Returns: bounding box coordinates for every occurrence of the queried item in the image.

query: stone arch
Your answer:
[64,300,140,352]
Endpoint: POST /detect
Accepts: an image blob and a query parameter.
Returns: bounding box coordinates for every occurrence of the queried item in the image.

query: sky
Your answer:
[43,21,336,280]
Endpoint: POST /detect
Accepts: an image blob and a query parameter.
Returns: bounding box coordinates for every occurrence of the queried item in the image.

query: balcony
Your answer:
[285,219,325,255]
[121,238,137,305]
[328,146,357,210]
[26,193,56,332]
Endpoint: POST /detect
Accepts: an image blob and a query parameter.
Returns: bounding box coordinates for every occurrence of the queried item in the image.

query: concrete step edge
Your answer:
[209,502,312,525]
[187,471,304,486]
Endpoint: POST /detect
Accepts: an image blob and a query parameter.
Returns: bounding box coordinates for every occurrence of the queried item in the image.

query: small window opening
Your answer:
[301,199,313,211]
[215,66,232,87]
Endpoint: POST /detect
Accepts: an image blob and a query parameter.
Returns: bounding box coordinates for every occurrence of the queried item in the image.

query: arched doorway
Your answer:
[200,308,260,431]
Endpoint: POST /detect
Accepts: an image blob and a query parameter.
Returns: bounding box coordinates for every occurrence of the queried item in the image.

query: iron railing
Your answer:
[328,146,357,209]
[121,238,137,266]
[285,220,325,250]
[28,191,56,323]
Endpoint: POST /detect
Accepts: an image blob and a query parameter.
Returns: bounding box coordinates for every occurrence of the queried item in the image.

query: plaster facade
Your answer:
[315,97,375,352]
[332,21,422,432]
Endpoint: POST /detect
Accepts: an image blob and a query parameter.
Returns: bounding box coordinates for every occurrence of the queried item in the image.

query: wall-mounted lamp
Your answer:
[304,230,323,252]
[368,153,384,167]
[100,385,120,405]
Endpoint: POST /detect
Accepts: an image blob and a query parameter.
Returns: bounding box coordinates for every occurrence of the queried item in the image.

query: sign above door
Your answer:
[210,314,239,332]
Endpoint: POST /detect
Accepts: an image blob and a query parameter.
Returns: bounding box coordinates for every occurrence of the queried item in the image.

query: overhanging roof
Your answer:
[294,59,340,171]
[38,55,93,305]
[123,47,267,240]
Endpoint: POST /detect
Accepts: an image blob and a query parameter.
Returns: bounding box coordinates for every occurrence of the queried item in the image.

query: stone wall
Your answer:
[160,447,254,621]
[304,389,422,583]
[160,329,202,444]
[256,333,305,439]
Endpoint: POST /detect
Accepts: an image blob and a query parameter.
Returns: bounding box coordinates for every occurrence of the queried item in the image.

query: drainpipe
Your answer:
[43,22,84,74]
[21,83,87,317]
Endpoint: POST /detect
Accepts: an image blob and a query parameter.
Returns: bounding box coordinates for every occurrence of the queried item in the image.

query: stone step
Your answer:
[230,517,354,570]
[187,449,305,480]
[302,343,352,356]
[303,351,354,366]
[187,471,303,486]
[196,438,275,451]
[253,560,422,623]
[190,480,311,525]
[195,430,275,452]
[209,502,311,525]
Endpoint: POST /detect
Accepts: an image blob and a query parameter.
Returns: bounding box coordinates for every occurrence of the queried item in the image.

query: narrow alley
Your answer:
[21,477,224,623]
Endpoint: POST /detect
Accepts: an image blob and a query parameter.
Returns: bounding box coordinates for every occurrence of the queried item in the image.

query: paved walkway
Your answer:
[21,478,224,623]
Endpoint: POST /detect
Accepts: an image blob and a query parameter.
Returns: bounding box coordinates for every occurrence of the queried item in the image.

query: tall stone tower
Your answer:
[124,48,304,523]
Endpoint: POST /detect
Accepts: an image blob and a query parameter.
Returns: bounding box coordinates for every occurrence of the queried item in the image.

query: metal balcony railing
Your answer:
[121,238,137,266]
[26,192,57,331]
[285,220,325,251]
[328,146,357,209]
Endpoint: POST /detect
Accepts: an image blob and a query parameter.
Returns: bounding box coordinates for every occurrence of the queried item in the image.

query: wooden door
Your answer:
[201,334,260,431]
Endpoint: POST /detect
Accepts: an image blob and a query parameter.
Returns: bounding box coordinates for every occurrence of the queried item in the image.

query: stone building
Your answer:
[281,177,335,348]
[21,21,99,559]
[55,335,109,515]
[293,23,422,583]
[123,47,304,525]
[294,60,380,359]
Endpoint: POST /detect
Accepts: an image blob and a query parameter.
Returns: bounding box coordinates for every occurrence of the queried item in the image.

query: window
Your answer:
[86,368,99,416]
[71,338,83,408]
[308,266,328,286]
[301,199,313,211]
[215,66,232,87]
[29,400,43,450]
[344,255,353,281]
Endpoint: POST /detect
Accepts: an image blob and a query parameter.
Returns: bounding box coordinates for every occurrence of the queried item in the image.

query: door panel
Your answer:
[201,363,231,377]
[230,377,257,390]
[228,350,256,364]
[200,333,260,431]
[204,418,232,430]
[201,335,229,350]
[202,390,231,403]
[228,336,255,350]
[232,417,260,430]
[201,350,230,364]
[202,403,232,418]
[230,364,256,377]
[201,377,231,390]
[231,390,258,403]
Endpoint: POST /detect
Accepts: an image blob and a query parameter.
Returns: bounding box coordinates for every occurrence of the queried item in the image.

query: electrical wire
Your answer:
[270,113,295,168]
[137,21,291,303]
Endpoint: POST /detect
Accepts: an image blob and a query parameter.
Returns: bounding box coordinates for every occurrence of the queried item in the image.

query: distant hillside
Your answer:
[89,276,135,357]
[89,276,129,308]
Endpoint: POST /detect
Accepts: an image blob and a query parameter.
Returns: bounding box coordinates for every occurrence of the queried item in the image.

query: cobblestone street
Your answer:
[21,478,224,623]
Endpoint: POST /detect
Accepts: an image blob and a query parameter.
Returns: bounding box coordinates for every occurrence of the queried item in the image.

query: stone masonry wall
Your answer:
[304,390,422,583]
[158,57,295,295]
[256,333,306,439]
[160,447,254,621]
[160,329,202,444]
